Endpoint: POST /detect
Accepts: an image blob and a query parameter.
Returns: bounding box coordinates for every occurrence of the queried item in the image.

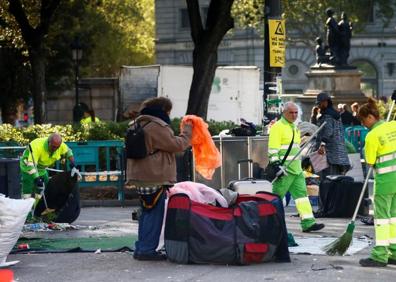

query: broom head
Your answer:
[323,222,355,256]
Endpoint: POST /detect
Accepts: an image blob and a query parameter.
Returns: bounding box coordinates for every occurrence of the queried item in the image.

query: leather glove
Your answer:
[34,177,45,190]
[392,90,396,101]
[71,167,82,179]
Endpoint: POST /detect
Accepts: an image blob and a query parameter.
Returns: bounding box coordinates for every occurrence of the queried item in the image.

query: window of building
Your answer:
[288,64,299,76]
[351,60,378,97]
[180,8,189,29]
[367,1,375,23]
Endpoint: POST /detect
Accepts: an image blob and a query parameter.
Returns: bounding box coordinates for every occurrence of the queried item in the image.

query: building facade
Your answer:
[155,0,396,98]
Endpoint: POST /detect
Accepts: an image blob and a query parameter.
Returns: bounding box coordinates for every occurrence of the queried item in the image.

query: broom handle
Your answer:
[351,167,373,222]
[351,99,395,222]
[271,121,327,184]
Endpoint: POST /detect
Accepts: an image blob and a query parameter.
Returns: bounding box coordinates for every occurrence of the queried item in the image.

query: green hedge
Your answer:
[0,119,259,145]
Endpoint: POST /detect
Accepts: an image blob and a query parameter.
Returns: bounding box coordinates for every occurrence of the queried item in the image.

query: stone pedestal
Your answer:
[295,67,368,121]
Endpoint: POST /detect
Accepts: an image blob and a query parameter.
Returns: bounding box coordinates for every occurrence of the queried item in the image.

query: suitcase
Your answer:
[317,175,369,218]
[228,159,273,194]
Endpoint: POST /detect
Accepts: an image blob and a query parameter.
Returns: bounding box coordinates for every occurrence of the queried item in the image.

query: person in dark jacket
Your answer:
[340,104,359,127]
[126,97,192,261]
[315,92,351,179]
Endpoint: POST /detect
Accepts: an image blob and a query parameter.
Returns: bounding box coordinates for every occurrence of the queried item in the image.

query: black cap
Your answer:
[316,92,331,105]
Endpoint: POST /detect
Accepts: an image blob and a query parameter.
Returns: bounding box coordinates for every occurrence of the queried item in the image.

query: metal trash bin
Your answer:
[0,158,21,199]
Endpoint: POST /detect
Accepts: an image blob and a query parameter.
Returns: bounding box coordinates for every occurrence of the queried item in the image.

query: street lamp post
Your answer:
[71,37,83,123]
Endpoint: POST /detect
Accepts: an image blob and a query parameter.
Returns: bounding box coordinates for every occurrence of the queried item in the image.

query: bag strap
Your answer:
[132,120,151,129]
[133,120,159,156]
[280,126,295,165]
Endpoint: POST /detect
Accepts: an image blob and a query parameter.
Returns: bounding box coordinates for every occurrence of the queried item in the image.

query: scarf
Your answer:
[140,107,171,124]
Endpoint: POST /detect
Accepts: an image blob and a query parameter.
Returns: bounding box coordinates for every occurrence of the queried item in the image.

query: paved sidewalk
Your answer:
[7,206,393,282]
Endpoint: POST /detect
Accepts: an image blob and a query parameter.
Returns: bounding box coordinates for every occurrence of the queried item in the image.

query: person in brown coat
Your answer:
[126,97,192,261]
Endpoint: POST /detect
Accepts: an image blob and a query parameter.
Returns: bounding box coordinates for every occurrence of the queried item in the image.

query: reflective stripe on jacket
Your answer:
[268,117,302,175]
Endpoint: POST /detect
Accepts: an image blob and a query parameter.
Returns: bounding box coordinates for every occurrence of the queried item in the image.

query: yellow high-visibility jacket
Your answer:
[365,120,396,194]
[20,137,73,179]
[268,117,302,175]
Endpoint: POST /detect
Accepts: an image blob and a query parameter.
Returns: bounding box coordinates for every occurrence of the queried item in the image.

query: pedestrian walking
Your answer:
[315,92,350,178]
[268,102,325,232]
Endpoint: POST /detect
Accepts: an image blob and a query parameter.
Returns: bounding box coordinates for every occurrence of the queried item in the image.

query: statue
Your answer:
[338,12,352,65]
[315,37,330,66]
[325,8,340,65]
[316,8,353,67]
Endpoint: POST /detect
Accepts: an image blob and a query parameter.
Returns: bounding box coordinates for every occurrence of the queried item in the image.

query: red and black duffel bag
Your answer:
[165,192,290,265]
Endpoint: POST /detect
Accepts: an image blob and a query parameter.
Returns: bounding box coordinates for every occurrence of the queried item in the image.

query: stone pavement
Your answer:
[7,206,395,282]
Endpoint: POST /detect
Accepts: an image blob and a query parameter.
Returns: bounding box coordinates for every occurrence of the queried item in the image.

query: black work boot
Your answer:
[302,223,325,233]
[359,258,387,267]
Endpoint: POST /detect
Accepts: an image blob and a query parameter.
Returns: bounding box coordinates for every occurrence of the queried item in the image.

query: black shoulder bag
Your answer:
[264,127,295,181]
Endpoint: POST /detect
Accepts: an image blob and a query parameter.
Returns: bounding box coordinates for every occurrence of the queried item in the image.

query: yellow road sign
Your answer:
[268,19,286,67]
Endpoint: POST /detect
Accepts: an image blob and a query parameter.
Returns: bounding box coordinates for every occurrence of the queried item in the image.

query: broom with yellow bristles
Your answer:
[323,94,396,256]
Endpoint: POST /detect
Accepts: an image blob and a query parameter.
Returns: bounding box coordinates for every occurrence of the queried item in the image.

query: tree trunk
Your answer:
[1,101,18,125]
[185,0,234,120]
[29,47,46,124]
[7,0,61,124]
[186,45,218,119]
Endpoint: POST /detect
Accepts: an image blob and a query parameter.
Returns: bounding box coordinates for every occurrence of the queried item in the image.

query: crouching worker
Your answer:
[268,102,325,232]
[20,133,79,203]
[126,97,192,261]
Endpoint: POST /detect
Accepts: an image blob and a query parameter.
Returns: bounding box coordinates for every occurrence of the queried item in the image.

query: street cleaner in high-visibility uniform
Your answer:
[20,133,79,198]
[358,97,396,267]
[268,102,325,232]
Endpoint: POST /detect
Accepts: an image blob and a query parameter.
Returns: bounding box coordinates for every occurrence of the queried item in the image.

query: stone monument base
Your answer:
[294,67,368,121]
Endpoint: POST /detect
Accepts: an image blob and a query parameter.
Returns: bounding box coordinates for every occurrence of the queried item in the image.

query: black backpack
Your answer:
[125,121,152,159]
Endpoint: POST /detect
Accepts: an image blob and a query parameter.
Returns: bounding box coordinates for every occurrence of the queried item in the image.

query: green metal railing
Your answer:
[63,141,125,201]
[344,126,369,157]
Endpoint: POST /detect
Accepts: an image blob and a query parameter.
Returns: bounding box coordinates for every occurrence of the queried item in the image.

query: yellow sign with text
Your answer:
[268,19,286,67]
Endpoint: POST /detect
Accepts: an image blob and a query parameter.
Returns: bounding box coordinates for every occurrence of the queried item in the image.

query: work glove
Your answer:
[34,177,45,191]
[71,167,82,180]
[275,165,288,178]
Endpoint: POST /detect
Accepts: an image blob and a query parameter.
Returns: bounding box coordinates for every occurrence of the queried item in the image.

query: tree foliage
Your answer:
[232,0,264,30]
[46,0,155,90]
[0,0,155,123]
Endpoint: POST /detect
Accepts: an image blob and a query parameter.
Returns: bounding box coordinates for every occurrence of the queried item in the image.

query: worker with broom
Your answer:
[268,102,325,232]
[357,97,396,267]
[20,133,80,198]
